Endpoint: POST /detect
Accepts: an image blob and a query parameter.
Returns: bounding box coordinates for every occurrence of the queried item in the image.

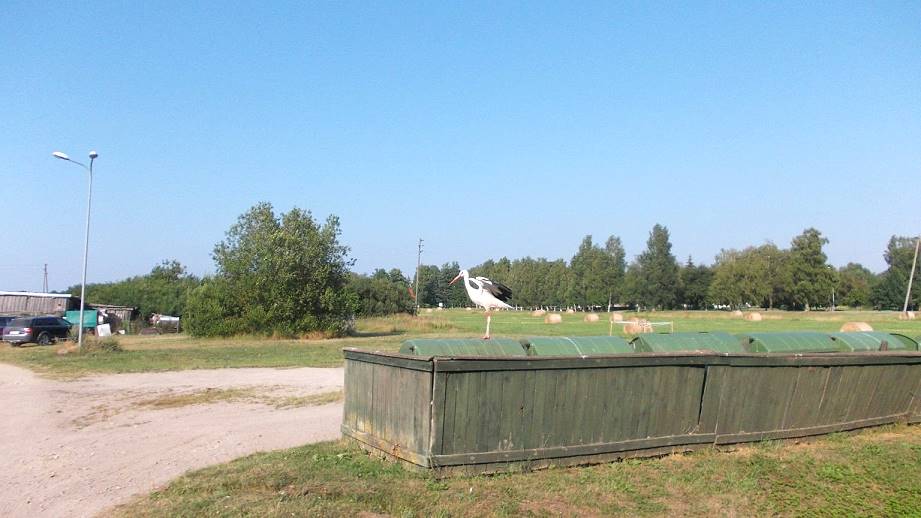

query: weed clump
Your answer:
[84,337,123,353]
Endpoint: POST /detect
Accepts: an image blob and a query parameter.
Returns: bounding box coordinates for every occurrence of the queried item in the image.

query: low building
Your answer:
[90,303,139,332]
[0,291,79,316]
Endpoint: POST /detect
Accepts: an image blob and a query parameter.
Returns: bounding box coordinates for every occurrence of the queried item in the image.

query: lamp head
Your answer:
[89,151,98,160]
[52,151,70,160]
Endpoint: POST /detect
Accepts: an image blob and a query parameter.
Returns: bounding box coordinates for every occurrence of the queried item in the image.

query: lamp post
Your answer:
[53,150,98,351]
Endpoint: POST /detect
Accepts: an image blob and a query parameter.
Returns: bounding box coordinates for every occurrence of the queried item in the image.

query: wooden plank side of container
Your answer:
[586,366,605,445]
[815,365,845,424]
[495,369,528,452]
[429,370,448,456]
[908,368,921,423]
[410,367,434,456]
[451,371,477,455]
[782,366,831,429]
[713,366,748,434]
[348,359,375,434]
[597,367,623,444]
[867,364,913,419]
[525,368,552,450]
[697,365,725,434]
[851,365,888,422]
[837,366,871,423]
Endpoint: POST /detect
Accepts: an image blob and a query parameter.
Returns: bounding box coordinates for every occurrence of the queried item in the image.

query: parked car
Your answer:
[2,316,72,346]
[0,316,16,339]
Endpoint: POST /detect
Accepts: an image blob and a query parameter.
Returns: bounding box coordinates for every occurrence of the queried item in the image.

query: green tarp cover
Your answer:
[739,332,839,353]
[64,310,98,329]
[400,338,526,357]
[830,332,918,351]
[520,336,633,356]
[632,332,745,353]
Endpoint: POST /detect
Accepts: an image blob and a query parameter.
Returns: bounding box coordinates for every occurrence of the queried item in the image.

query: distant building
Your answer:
[0,291,80,316]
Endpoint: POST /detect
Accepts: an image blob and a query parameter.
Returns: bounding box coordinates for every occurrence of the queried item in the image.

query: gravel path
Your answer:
[0,364,344,517]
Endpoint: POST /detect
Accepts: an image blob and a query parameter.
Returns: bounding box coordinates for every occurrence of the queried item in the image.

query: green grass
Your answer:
[2,310,919,378]
[114,424,921,517]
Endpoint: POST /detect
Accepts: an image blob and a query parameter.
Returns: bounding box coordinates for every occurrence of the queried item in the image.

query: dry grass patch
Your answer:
[273,390,344,409]
[134,388,344,411]
[135,387,265,409]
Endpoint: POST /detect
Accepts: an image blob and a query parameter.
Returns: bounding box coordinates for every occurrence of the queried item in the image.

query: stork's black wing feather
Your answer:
[481,279,513,302]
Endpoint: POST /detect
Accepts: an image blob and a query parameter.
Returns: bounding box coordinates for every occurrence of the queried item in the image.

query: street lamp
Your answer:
[53,150,98,350]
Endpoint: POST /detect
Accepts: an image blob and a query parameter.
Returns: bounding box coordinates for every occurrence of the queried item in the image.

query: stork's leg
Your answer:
[483,310,492,340]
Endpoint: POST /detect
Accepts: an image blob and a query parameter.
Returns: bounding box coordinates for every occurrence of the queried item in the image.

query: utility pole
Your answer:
[42,264,48,293]
[903,236,920,314]
[414,238,423,316]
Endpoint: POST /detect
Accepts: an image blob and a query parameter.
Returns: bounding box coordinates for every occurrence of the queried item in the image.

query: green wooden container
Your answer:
[520,336,633,356]
[831,332,918,351]
[738,332,839,353]
[632,332,744,353]
[400,338,526,357]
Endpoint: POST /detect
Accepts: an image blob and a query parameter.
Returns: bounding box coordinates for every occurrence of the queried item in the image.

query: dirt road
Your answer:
[0,364,344,517]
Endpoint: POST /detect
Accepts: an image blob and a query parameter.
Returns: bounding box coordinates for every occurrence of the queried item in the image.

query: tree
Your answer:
[348,268,414,316]
[185,202,356,337]
[679,257,713,309]
[871,236,921,310]
[837,263,875,308]
[630,224,680,309]
[69,260,200,318]
[568,236,612,308]
[787,228,835,310]
[602,236,627,309]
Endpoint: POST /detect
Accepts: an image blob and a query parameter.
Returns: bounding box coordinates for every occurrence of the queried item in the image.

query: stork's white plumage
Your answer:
[449,269,512,339]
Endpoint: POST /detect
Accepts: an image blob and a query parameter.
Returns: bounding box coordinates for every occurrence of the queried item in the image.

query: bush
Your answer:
[186,203,357,338]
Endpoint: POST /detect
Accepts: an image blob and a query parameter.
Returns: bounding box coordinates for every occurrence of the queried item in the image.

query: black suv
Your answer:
[2,316,72,345]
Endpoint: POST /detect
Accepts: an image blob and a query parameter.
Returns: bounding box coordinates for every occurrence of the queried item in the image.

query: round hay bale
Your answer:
[531,309,547,317]
[465,307,473,311]
[840,322,873,332]
[583,313,600,322]
[425,308,433,314]
[732,310,743,317]
[743,312,763,321]
[544,314,563,324]
[565,308,575,314]
[610,312,625,322]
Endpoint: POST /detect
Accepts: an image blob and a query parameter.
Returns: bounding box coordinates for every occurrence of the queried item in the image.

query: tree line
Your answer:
[68,203,920,338]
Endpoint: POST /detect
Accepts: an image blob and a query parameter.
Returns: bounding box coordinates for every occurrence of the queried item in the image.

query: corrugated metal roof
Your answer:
[400,338,526,357]
[633,332,745,353]
[521,336,633,356]
[738,332,840,353]
[830,332,918,351]
[0,291,75,298]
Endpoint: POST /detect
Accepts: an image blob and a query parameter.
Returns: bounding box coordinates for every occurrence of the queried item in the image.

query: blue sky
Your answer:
[1,1,919,292]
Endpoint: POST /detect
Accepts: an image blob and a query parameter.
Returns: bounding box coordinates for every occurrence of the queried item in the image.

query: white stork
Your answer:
[449,269,513,339]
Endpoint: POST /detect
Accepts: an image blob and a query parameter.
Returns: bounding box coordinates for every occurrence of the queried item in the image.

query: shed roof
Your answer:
[0,291,76,298]
[738,332,840,353]
[632,332,745,353]
[400,338,526,357]
[521,336,633,356]
[830,332,918,351]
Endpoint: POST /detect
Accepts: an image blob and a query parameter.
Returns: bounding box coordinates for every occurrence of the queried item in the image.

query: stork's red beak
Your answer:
[449,273,462,285]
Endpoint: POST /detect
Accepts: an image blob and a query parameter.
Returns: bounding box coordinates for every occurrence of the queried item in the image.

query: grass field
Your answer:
[1,310,919,378]
[115,424,921,517]
[4,310,919,516]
